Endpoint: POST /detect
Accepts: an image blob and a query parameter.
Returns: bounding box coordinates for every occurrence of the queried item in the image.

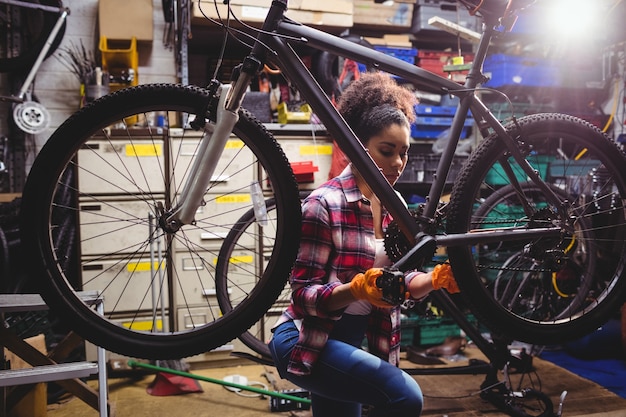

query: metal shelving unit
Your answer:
[0,291,109,417]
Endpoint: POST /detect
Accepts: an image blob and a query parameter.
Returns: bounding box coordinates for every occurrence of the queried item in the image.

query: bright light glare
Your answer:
[544,0,602,38]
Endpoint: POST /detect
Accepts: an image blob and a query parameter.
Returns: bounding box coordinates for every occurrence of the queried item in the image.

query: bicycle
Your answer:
[19,0,626,363]
[0,0,68,134]
[216,191,310,361]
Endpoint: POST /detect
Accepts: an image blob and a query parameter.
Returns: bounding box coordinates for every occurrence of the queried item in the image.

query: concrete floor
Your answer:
[42,345,626,417]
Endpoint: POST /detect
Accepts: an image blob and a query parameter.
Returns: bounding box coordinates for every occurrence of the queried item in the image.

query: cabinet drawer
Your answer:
[175,248,261,306]
[173,192,257,252]
[274,137,333,190]
[78,139,165,194]
[172,138,254,193]
[79,197,164,256]
[81,256,169,315]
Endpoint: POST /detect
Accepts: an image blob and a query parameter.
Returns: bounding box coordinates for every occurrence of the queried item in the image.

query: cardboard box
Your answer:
[99,0,154,41]
[193,0,353,29]
[289,0,352,15]
[365,34,413,48]
[353,1,414,30]
[197,0,352,14]
[5,334,47,417]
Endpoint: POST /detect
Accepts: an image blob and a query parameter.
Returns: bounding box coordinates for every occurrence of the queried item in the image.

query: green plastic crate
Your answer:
[411,315,478,347]
[485,155,552,186]
[548,159,601,178]
[400,315,421,348]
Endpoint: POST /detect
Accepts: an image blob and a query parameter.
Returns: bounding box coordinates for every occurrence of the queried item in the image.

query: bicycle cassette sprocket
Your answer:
[13,101,50,134]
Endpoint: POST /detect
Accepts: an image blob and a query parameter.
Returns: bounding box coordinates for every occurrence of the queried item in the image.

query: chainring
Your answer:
[384,203,445,263]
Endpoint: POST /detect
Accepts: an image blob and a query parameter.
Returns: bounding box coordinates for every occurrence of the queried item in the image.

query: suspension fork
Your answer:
[164,83,239,228]
[165,1,284,228]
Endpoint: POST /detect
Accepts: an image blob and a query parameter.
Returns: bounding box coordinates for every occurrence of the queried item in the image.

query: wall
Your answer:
[2,0,178,182]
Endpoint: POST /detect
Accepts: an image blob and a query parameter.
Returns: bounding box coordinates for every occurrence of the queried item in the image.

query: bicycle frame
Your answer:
[201,0,564,272]
[0,0,69,102]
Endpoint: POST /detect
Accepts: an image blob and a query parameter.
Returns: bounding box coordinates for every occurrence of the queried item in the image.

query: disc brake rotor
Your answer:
[13,101,50,134]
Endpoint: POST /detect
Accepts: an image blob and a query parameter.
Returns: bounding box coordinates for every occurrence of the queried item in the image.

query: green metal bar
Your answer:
[127,360,311,405]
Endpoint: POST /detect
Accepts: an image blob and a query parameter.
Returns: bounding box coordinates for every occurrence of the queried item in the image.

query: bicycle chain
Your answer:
[477,264,554,273]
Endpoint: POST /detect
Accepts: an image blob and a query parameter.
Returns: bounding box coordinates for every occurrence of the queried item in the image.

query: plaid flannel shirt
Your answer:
[274,165,403,376]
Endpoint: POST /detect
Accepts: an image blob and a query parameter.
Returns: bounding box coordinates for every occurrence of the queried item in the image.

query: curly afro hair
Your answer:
[336,72,417,141]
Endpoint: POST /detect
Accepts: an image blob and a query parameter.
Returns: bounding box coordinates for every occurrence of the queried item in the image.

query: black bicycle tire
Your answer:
[216,197,279,359]
[0,227,9,291]
[215,191,309,359]
[0,0,66,73]
[447,113,626,345]
[20,83,301,359]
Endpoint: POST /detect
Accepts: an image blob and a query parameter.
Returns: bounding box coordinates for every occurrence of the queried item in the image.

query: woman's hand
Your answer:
[431,263,460,294]
[349,268,394,308]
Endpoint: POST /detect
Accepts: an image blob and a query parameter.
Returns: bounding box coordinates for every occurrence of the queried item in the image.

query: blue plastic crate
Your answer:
[483,54,561,88]
[374,46,418,64]
[411,124,471,140]
[411,114,473,139]
[414,116,473,127]
[415,104,457,117]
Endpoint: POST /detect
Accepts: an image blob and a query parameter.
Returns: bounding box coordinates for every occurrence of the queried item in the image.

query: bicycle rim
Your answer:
[20,83,301,359]
[215,197,284,359]
[215,191,309,359]
[447,113,626,345]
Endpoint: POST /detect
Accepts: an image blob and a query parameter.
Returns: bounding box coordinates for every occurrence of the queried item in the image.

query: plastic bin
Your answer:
[483,53,560,88]
[487,102,555,122]
[548,160,602,179]
[417,50,475,78]
[410,115,473,139]
[413,315,478,347]
[373,46,418,64]
[99,36,139,90]
[277,102,312,124]
[397,153,468,185]
[415,104,457,117]
[485,155,552,186]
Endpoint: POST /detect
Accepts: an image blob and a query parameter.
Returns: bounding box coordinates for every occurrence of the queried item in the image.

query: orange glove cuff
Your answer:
[431,263,460,294]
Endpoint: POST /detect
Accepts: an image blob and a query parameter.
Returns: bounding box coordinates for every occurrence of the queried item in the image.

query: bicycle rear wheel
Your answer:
[474,182,597,321]
[447,113,626,345]
[20,83,302,359]
[0,0,66,73]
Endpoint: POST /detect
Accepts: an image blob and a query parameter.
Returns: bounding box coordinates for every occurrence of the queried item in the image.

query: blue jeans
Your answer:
[268,315,423,417]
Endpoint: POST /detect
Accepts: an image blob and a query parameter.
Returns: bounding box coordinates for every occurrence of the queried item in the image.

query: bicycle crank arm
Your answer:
[391,233,437,273]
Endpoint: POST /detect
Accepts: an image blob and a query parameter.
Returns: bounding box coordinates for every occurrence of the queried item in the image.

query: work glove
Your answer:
[349,268,394,308]
[431,263,460,294]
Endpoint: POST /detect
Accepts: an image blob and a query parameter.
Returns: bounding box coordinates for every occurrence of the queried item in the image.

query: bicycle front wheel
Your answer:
[20,83,302,359]
[447,113,626,345]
